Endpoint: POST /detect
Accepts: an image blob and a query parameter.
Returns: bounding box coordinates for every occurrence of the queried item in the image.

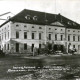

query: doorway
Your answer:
[53,44,64,52]
[16,43,19,52]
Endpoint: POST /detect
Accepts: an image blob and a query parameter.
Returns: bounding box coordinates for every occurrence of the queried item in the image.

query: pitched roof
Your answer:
[56,14,80,29]
[0,9,80,29]
[10,9,57,25]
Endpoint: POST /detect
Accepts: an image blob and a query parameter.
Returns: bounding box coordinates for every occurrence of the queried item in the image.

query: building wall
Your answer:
[10,22,66,53]
[10,22,46,53]
[66,28,80,53]
[46,25,65,41]
[0,21,80,54]
[10,22,45,40]
[0,22,11,53]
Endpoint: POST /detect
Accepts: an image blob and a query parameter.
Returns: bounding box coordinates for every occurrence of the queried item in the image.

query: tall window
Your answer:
[24,44,27,50]
[73,35,75,41]
[24,32,27,39]
[39,44,41,49]
[8,32,9,39]
[16,43,19,52]
[16,31,19,38]
[32,44,34,52]
[7,44,9,50]
[78,36,80,41]
[49,34,51,40]
[61,35,63,41]
[68,35,70,41]
[55,34,57,40]
[39,33,41,40]
[73,45,75,48]
[5,33,6,40]
[32,33,34,39]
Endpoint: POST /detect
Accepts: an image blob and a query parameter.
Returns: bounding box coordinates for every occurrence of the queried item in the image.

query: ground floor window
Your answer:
[32,44,34,52]
[73,45,75,48]
[24,44,27,50]
[7,44,9,50]
[4,44,6,50]
[16,43,19,52]
[39,44,41,49]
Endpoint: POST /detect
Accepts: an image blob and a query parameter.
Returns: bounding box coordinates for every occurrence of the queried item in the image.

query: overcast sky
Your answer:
[0,0,80,24]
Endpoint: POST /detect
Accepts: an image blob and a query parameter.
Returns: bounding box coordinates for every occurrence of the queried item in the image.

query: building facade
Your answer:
[0,9,80,54]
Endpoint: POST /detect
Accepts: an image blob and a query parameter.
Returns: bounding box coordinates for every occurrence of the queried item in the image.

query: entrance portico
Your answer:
[53,41,66,53]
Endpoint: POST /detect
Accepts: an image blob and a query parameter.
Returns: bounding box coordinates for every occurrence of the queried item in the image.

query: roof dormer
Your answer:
[68,21,72,25]
[73,22,76,26]
[25,15,30,20]
[33,16,37,21]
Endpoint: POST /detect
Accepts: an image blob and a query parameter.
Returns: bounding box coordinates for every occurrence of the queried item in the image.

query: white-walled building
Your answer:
[0,9,80,54]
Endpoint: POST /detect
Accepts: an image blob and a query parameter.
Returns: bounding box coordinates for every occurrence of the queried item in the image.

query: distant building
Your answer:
[0,12,14,24]
[0,9,80,54]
